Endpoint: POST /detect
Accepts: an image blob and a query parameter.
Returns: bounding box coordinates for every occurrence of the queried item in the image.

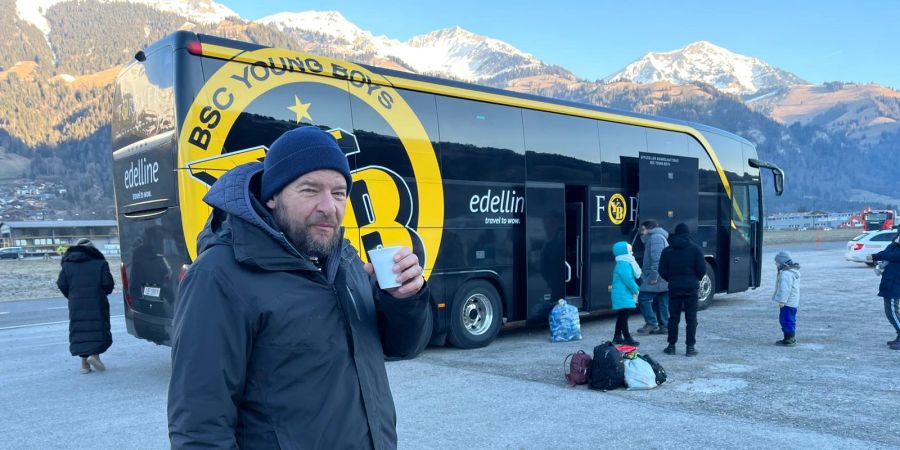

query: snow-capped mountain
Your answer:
[15,0,238,36]
[604,41,807,97]
[259,12,547,82]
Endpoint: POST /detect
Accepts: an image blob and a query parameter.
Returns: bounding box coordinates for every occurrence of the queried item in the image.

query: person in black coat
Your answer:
[658,223,706,356]
[56,238,114,373]
[869,232,900,349]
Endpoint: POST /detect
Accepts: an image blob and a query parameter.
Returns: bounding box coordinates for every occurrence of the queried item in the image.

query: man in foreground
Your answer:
[168,126,430,449]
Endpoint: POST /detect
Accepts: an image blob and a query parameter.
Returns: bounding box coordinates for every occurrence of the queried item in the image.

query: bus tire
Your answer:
[697,262,716,311]
[448,280,502,349]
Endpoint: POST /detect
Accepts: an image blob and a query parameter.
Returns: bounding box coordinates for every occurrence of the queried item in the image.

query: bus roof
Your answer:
[146,31,752,148]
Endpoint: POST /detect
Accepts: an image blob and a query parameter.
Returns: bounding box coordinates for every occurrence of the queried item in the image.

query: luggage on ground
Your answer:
[624,357,657,390]
[564,350,592,386]
[638,353,667,385]
[549,299,583,342]
[588,341,625,391]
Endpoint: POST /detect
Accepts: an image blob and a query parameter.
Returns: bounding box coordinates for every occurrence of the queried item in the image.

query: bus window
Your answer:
[646,128,689,157]
[522,109,601,183]
[703,132,747,180]
[597,120,647,188]
[732,184,751,242]
[223,75,353,154]
[688,136,720,192]
[436,97,525,182]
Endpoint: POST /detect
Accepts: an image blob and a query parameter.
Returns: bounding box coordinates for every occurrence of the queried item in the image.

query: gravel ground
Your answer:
[0,256,123,302]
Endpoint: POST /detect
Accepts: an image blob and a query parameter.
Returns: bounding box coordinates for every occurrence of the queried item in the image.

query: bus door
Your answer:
[728,184,753,293]
[637,152,699,233]
[565,186,587,308]
[525,182,565,324]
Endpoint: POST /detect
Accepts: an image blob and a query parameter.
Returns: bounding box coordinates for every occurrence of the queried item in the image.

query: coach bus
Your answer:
[111,31,784,349]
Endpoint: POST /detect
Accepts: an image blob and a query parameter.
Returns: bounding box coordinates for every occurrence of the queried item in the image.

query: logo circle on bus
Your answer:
[177,47,444,277]
[608,194,627,225]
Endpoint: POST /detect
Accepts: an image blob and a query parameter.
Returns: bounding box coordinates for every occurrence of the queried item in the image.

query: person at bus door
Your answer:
[56,238,114,374]
[168,126,430,449]
[611,241,641,346]
[772,251,801,347]
[868,232,900,350]
[637,220,670,335]
[658,223,705,356]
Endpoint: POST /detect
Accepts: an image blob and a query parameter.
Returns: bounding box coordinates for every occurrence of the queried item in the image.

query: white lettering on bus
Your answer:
[124,157,159,189]
[469,189,525,214]
[595,195,606,222]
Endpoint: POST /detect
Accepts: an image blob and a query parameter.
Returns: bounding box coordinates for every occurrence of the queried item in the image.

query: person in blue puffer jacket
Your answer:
[869,232,900,350]
[611,241,641,346]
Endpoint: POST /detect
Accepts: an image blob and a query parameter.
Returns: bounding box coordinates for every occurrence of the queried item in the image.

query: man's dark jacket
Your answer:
[167,163,431,449]
[873,241,900,298]
[658,230,706,294]
[56,245,114,356]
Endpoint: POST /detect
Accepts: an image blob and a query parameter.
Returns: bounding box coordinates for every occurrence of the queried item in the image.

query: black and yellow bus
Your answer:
[112,31,784,349]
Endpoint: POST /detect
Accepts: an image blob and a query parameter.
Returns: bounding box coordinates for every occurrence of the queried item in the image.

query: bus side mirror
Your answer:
[748,159,785,197]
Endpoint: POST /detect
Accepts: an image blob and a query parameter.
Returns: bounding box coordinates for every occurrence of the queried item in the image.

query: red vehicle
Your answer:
[863,209,895,231]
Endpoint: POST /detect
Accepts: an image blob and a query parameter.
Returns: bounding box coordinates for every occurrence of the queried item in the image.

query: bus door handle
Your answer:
[734,257,741,263]
[564,261,572,283]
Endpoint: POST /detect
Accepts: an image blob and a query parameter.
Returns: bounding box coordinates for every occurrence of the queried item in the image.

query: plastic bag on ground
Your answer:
[549,299,582,342]
[624,357,657,390]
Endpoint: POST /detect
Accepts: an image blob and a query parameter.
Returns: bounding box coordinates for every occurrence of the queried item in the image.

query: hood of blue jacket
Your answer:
[612,241,630,257]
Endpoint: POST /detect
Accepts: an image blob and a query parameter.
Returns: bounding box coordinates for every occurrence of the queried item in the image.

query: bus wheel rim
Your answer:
[699,274,712,302]
[462,293,493,336]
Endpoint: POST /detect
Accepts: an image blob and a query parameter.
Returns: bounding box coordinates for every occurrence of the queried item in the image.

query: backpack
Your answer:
[549,299,583,342]
[638,353,667,385]
[564,350,592,386]
[588,341,625,391]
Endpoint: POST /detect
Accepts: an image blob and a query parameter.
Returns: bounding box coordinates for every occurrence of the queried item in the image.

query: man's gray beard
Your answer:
[272,206,339,259]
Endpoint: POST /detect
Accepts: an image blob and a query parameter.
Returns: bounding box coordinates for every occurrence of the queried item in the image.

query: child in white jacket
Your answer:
[773,250,801,346]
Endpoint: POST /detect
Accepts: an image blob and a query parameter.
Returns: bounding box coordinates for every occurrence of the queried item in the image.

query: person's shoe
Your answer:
[623,339,640,347]
[890,340,900,350]
[888,334,900,346]
[87,355,106,372]
[612,335,625,344]
[775,338,797,347]
[685,346,698,356]
[80,358,91,374]
[650,326,669,335]
[636,323,657,335]
[663,344,676,355]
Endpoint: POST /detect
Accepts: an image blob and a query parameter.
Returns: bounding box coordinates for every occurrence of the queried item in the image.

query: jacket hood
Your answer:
[669,231,692,249]
[199,162,353,274]
[612,241,630,257]
[641,226,669,243]
[61,245,105,264]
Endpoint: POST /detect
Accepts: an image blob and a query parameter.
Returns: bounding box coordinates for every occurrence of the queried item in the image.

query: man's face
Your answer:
[266,169,347,258]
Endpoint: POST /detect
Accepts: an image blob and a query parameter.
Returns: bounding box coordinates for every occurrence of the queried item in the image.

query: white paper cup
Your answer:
[367,246,402,289]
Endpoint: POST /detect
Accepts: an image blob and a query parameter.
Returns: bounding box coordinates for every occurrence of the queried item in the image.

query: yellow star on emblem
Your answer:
[288,96,313,123]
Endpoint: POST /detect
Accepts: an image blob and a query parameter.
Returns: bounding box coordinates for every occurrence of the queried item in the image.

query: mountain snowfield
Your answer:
[259,11,544,81]
[604,41,807,97]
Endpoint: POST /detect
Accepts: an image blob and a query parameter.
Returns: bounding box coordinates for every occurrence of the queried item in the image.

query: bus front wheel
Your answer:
[448,280,502,349]
[697,262,716,311]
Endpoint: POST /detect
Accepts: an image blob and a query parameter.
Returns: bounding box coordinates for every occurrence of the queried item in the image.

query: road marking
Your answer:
[46,307,68,310]
[0,314,124,331]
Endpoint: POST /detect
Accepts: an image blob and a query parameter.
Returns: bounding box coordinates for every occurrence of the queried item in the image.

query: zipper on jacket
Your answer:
[346,286,362,320]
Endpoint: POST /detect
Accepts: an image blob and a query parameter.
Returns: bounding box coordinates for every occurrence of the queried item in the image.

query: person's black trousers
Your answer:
[615,308,636,340]
[668,290,698,347]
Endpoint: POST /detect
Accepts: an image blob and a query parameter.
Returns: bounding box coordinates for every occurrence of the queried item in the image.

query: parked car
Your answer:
[845,230,898,266]
[0,247,24,260]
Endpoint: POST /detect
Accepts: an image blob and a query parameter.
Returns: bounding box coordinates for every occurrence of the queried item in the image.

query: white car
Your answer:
[845,230,897,265]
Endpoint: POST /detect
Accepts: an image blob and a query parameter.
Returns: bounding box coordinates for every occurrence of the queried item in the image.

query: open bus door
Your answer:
[525,182,565,324]
[637,152,699,237]
[728,184,753,293]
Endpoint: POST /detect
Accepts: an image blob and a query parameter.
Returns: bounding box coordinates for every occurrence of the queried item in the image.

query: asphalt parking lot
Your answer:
[1,242,898,449]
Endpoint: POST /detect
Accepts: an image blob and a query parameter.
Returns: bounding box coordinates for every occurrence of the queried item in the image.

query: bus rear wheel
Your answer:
[697,262,716,311]
[448,280,502,349]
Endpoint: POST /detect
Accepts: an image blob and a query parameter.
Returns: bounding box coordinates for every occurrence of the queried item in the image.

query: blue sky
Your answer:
[218,0,899,89]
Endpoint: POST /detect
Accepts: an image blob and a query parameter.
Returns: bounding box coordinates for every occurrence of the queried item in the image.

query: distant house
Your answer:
[0,220,119,256]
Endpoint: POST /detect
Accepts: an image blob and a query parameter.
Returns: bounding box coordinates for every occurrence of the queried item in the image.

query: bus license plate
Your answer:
[142,286,161,298]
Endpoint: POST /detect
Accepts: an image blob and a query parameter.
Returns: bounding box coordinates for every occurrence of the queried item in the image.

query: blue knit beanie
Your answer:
[261,127,352,201]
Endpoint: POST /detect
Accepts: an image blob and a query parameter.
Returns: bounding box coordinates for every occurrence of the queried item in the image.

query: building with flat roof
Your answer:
[0,220,119,256]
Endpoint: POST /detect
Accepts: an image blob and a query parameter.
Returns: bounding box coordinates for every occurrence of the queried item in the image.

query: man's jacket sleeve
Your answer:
[374,283,431,360]
[168,268,254,449]
[873,244,900,263]
[101,261,115,295]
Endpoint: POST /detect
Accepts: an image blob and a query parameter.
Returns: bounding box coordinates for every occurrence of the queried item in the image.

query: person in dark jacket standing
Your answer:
[869,232,900,350]
[658,223,706,356]
[168,126,431,449]
[56,238,114,374]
